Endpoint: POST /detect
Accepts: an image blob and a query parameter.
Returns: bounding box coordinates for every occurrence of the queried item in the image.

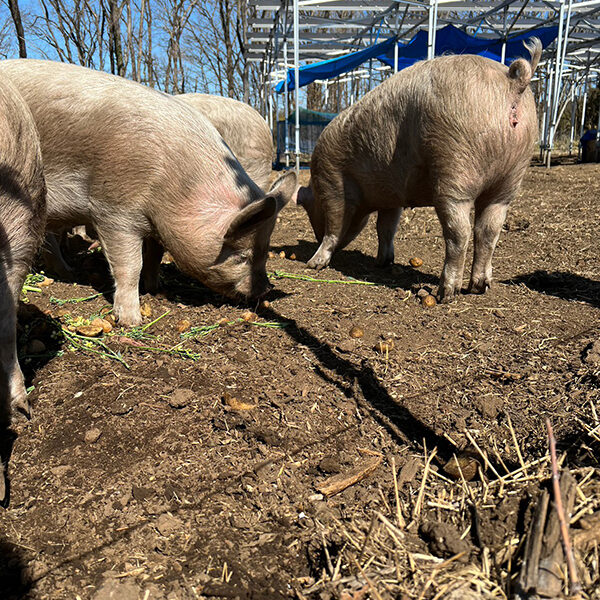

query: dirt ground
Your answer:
[1,160,599,599]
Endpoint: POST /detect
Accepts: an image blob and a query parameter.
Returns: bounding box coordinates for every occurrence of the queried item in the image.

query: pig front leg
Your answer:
[41,232,74,280]
[469,201,509,294]
[141,238,164,294]
[97,227,144,326]
[376,208,402,267]
[0,272,30,426]
[436,200,471,303]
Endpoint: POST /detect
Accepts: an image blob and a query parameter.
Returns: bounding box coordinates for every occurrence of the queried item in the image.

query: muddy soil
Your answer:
[1,162,599,599]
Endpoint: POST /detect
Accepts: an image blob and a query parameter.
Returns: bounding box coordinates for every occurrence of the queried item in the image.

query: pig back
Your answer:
[0,60,256,228]
[176,94,273,191]
[311,53,537,207]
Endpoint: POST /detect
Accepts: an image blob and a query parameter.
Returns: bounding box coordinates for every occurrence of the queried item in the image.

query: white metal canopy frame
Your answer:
[248,0,600,170]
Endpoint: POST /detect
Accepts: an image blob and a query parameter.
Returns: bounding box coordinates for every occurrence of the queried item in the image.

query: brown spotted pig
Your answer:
[0,59,295,325]
[297,39,541,302]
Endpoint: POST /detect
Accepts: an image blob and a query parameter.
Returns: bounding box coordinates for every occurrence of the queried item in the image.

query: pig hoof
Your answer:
[114,308,142,327]
[307,254,330,270]
[468,279,491,295]
[438,286,459,303]
[375,257,394,268]
[11,397,31,421]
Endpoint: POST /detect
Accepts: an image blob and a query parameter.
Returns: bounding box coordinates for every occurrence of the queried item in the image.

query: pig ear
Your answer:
[295,185,313,208]
[266,171,297,212]
[224,196,278,241]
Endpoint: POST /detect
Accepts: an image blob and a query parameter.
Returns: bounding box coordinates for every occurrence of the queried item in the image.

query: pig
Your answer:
[174,94,273,191]
[0,76,46,435]
[296,39,541,302]
[0,59,296,326]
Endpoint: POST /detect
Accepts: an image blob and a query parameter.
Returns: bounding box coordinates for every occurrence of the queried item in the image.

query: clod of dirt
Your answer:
[375,339,394,353]
[176,319,191,333]
[84,428,102,443]
[585,340,600,366]
[156,513,183,537]
[279,251,286,259]
[217,317,229,326]
[140,302,152,318]
[168,388,195,409]
[421,294,437,308]
[132,486,154,502]
[416,288,430,298]
[39,276,54,287]
[223,392,257,412]
[420,520,471,560]
[319,456,342,474]
[249,425,284,447]
[92,579,141,600]
[442,454,480,482]
[474,396,504,420]
[241,311,258,322]
[54,307,70,318]
[76,324,103,338]
[337,340,355,353]
[26,339,46,355]
[409,257,423,267]
[91,318,113,333]
[109,396,136,416]
[349,325,364,339]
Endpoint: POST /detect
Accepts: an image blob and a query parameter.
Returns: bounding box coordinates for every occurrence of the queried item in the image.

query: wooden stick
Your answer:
[546,418,582,598]
[316,455,382,497]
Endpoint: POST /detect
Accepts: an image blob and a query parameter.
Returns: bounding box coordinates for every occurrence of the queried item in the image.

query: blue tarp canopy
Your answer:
[378,24,559,68]
[275,24,558,94]
[274,35,397,93]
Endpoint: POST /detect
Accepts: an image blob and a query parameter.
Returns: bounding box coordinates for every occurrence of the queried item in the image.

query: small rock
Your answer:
[349,325,364,339]
[140,302,152,318]
[26,339,46,354]
[85,428,102,443]
[156,513,183,537]
[168,388,195,408]
[409,257,423,268]
[422,294,437,307]
[76,324,103,337]
[416,288,430,298]
[176,319,191,333]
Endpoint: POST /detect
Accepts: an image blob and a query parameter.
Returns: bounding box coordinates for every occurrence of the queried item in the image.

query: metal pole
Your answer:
[501,6,507,65]
[568,79,576,155]
[547,0,568,167]
[284,41,290,168]
[427,1,434,60]
[293,0,300,174]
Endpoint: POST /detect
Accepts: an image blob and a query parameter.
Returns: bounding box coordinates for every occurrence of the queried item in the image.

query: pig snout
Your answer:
[235,270,272,300]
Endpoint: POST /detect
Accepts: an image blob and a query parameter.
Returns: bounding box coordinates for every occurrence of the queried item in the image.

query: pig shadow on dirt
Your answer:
[504,270,600,309]
[270,239,439,291]
[0,539,32,599]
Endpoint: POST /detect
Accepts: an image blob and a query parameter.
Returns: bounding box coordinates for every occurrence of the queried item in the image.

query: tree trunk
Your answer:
[108,0,125,77]
[8,0,27,58]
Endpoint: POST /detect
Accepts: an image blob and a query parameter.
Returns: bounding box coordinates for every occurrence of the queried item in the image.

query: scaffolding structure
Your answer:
[248,0,600,169]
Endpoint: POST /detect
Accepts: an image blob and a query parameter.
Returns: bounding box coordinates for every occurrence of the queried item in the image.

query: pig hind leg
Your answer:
[141,238,164,294]
[469,197,510,295]
[436,200,472,303]
[307,177,362,270]
[376,208,402,267]
[96,226,144,326]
